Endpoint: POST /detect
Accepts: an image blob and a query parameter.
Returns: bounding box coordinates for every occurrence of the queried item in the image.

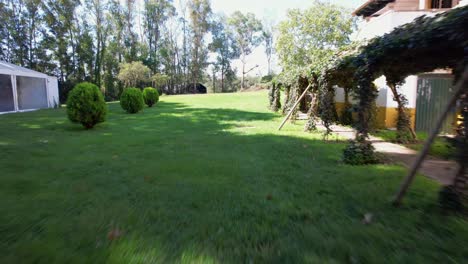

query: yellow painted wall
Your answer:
[335,102,416,129]
[383,107,416,129]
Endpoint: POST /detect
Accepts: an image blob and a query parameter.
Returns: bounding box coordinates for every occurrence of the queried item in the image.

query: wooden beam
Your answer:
[392,67,468,206]
[278,84,312,131]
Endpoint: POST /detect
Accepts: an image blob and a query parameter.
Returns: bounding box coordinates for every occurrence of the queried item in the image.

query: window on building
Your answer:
[430,0,453,8]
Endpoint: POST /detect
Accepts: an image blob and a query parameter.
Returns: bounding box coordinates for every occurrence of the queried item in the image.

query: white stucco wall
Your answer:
[334,75,417,109]
[354,9,444,110]
[386,76,418,108]
[356,10,440,41]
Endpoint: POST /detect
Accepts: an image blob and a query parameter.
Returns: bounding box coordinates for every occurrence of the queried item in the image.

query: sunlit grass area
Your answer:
[1,91,467,263]
[374,130,455,160]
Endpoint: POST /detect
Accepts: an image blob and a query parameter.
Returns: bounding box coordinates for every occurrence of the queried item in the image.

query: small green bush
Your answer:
[66,82,107,129]
[343,140,378,165]
[142,87,159,107]
[120,88,144,114]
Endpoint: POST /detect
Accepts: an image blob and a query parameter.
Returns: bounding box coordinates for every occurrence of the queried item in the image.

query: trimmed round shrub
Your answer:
[142,87,159,107]
[66,82,107,129]
[343,140,378,165]
[120,87,144,114]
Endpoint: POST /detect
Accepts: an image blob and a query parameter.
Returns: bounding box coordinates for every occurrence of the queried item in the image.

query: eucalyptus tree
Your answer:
[227,11,263,89]
[42,0,82,100]
[86,0,108,87]
[122,0,138,62]
[143,0,176,73]
[262,21,274,75]
[188,0,211,90]
[209,13,240,92]
[0,0,43,67]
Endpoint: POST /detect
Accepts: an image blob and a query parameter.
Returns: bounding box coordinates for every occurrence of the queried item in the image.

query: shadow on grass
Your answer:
[0,101,466,263]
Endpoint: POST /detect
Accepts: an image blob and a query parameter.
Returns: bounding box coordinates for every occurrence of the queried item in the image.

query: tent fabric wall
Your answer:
[0,61,59,114]
[47,77,59,107]
[17,76,48,110]
[0,74,15,112]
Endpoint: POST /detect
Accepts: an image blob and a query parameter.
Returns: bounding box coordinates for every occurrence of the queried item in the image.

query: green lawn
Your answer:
[1,91,467,263]
[374,130,455,160]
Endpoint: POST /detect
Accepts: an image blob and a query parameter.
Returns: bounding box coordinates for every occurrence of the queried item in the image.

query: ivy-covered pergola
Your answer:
[321,6,468,206]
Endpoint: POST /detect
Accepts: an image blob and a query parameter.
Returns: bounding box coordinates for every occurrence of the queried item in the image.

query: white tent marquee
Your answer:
[0,61,59,114]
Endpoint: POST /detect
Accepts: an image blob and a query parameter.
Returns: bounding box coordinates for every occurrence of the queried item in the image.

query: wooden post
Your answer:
[278,84,312,131]
[392,68,468,206]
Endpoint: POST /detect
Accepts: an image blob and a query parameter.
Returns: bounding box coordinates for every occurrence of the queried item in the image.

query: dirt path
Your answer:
[320,124,458,185]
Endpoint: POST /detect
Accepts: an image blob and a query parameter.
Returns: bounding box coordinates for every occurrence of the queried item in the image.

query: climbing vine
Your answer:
[320,6,468,205]
[323,5,467,148]
[388,83,416,143]
[268,80,282,112]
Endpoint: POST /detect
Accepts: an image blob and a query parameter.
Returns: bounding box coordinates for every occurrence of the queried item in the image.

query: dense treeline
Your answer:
[0,0,268,102]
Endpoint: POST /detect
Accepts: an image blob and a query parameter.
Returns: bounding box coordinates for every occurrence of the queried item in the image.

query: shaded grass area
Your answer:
[1,91,467,263]
[374,130,455,160]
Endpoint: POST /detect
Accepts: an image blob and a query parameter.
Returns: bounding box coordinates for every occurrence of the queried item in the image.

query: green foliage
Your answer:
[276,1,355,84]
[209,13,241,92]
[273,84,281,112]
[322,6,467,165]
[268,86,275,109]
[268,83,281,112]
[340,102,354,126]
[304,99,318,132]
[288,88,300,123]
[66,82,107,129]
[438,186,463,212]
[275,1,354,138]
[152,73,169,89]
[317,79,338,137]
[261,75,274,83]
[188,0,212,88]
[228,11,263,89]
[142,87,160,107]
[118,62,152,88]
[120,87,144,114]
[343,140,378,165]
[227,11,263,56]
[282,85,292,115]
[451,92,468,203]
[395,109,414,143]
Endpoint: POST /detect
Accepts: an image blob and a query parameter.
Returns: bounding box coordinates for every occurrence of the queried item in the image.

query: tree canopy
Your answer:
[228,11,264,89]
[0,0,273,99]
[117,61,151,88]
[276,1,355,83]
